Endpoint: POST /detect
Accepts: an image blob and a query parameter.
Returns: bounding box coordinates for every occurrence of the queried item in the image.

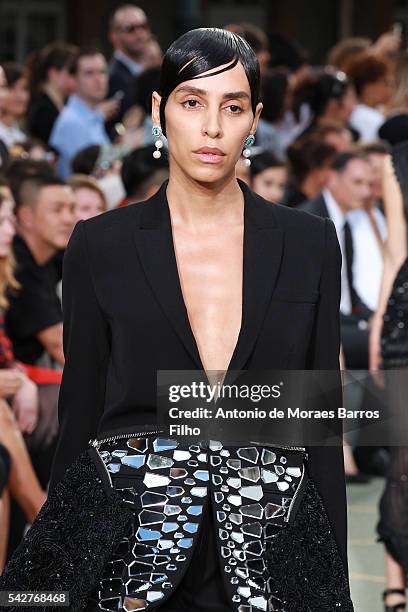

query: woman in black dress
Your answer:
[370,142,408,611]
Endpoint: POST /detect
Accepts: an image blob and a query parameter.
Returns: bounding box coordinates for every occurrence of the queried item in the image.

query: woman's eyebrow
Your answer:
[175,85,250,100]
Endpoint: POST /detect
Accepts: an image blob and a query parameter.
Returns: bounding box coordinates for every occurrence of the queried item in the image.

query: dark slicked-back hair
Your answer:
[330,151,369,173]
[158,27,260,136]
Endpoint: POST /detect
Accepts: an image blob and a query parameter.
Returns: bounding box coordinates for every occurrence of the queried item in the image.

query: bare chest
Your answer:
[172,225,244,373]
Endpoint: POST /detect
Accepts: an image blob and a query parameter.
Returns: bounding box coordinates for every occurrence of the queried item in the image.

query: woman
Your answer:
[293,67,357,141]
[345,52,394,143]
[0,185,47,571]
[369,143,408,611]
[281,137,336,207]
[249,150,287,203]
[0,63,29,149]
[27,42,78,145]
[0,28,353,611]
[68,174,108,222]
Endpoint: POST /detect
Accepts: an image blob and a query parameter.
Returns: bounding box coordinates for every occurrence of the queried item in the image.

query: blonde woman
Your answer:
[0,184,46,572]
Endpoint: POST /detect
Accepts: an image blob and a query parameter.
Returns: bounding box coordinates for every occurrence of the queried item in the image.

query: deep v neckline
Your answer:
[133,177,284,380]
[164,182,246,377]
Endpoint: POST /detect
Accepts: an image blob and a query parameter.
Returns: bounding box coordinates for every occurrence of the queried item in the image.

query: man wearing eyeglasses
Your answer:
[107,4,152,126]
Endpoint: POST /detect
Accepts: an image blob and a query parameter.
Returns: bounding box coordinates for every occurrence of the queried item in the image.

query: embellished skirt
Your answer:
[0,430,354,612]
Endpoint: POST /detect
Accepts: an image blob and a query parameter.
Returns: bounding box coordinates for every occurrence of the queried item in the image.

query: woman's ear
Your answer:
[250,101,263,135]
[151,91,162,127]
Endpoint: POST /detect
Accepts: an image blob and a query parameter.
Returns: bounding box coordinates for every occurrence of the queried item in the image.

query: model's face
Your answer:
[73,187,105,222]
[21,185,76,250]
[152,61,263,185]
[252,166,287,203]
[0,192,16,258]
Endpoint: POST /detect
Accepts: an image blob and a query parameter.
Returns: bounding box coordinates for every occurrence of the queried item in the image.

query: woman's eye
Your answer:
[226,105,243,114]
[182,99,200,108]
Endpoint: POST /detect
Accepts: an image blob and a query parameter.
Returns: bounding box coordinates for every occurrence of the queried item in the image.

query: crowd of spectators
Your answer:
[0,1,406,578]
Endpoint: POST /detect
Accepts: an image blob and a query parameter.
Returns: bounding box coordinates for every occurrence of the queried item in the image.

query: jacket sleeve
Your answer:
[306,217,349,580]
[48,220,110,493]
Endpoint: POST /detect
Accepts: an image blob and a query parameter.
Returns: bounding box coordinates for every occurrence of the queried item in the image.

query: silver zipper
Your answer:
[284,461,307,523]
[89,428,163,448]
[250,441,308,455]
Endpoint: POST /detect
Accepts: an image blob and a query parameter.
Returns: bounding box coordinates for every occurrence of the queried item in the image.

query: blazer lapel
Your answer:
[228,180,284,373]
[133,179,284,374]
[133,181,204,369]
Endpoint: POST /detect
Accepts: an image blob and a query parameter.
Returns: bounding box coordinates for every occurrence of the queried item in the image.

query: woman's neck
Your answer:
[43,82,64,110]
[0,112,15,127]
[166,170,244,231]
[300,172,323,199]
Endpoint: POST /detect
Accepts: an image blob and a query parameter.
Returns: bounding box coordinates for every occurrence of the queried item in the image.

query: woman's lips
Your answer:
[192,150,226,164]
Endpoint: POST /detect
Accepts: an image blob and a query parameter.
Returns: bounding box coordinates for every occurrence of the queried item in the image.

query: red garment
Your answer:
[0,312,62,384]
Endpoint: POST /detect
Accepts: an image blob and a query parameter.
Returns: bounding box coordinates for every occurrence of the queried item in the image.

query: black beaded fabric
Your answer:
[381,258,408,369]
[381,141,408,369]
[266,478,354,612]
[0,451,133,612]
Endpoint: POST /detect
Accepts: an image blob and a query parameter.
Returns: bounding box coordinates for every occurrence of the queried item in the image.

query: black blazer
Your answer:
[49,178,348,577]
[107,55,136,129]
[299,192,329,218]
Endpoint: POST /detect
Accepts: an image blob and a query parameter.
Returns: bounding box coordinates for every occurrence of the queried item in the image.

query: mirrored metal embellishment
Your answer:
[237,447,259,464]
[128,438,148,453]
[147,454,173,470]
[121,456,146,469]
[169,467,187,479]
[95,436,306,612]
[153,438,178,452]
[261,449,276,465]
[239,486,263,501]
[143,473,171,488]
[173,450,191,461]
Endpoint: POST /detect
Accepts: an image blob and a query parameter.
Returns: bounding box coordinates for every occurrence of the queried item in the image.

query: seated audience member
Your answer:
[347,143,389,311]
[27,42,78,145]
[0,185,47,566]
[5,173,75,368]
[328,29,402,72]
[293,67,357,140]
[50,48,111,178]
[71,144,126,209]
[0,63,29,148]
[254,69,289,157]
[68,174,107,222]
[310,123,353,152]
[118,144,168,206]
[345,52,395,143]
[71,144,101,175]
[281,137,336,207]
[249,151,287,203]
[224,22,271,76]
[300,152,374,368]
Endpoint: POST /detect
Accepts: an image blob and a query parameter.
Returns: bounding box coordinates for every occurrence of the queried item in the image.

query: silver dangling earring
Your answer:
[242,134,255,166]
[152,126,164,159]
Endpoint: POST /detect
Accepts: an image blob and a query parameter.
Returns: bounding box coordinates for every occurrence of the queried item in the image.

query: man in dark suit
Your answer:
[300,151,374,369]
[107,4,152,128]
